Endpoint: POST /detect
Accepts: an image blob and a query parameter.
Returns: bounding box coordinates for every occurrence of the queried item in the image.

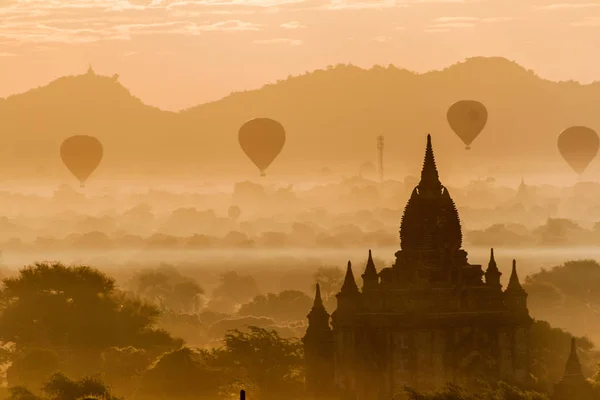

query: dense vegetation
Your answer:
[1,261,600,400]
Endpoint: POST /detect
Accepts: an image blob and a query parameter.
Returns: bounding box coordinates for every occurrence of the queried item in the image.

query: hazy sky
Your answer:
[0,0,599,111]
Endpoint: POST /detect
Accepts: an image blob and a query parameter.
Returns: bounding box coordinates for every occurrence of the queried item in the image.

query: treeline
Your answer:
[3,217,600,251]
[2,261,600,399]
[0,263,304,400]
[5,178,600,248]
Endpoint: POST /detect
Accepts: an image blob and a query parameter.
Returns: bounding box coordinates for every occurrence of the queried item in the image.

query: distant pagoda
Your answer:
[552,338,596,400]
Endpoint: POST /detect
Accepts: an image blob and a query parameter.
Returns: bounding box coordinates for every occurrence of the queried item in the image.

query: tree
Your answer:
[237,290,312,321]
[133,270,172,307]
[212,271,260,305]
[401,381,548,400]
[137,347,220,400]
[529,320,597,391]
[171,281,204,313]
[0,262,181,375]
[6,386,42,400]
[215,326,303,400]
[228,205,242,222]
[524,260,600,348]
[130,266,205,314]
[589,365,600,398]
[6,348,60,389]
[42,373,120,400]
[101,347,151,397]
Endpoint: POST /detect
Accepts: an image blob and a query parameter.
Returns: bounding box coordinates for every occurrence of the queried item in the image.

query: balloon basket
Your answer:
[80,183,85,189]
[260,172,266,177]
[465,146,471,150]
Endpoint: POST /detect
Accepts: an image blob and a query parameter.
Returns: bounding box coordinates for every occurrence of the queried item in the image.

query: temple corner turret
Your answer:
[303,283,335,398]
[361,250,379,291]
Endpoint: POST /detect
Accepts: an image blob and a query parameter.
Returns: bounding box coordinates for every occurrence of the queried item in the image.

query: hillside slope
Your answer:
[2,58,600,181]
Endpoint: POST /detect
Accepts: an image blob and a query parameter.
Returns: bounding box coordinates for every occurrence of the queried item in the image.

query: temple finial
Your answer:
[564,337,583,377]
[518,177,527,195]
[313,283,324,309]
[340,261,359,294]
[362,249,378,289]
[485,247,501,287]
[419,134,441,190]
[507,259,523,290]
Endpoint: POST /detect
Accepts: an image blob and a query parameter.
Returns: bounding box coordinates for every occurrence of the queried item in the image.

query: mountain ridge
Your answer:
[1,57,600,182]
[183,56,599,113]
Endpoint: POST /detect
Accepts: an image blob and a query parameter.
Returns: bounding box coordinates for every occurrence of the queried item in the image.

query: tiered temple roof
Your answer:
[400,134,462,252]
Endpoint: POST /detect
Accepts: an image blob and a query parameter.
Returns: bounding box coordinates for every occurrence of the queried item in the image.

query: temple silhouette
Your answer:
[552,338,596,400]
[303,134,534,399]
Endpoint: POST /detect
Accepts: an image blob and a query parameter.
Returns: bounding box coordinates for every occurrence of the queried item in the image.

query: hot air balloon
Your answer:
[557,126,599,176]
[60,135,103,188]
[447,100,488,150]
[238,118,286,177]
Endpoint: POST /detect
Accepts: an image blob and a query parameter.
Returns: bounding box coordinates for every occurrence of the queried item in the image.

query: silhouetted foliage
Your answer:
[228,205,242,222]
[42,373,120,400]
[6,348,60,389]
[0,262,181,376]
[212,271,260,305]
[215,326,304,400]
[6,387,42,400]
[525,260,600,345]
[401,381,548,399]
[137,347,220,400]
[129,265,205,314]
[529,320,596,391]
[237,290,312,321]
[100,346,151,397]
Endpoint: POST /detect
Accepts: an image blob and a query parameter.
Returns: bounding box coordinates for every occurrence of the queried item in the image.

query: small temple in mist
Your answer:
[303,135,595,400]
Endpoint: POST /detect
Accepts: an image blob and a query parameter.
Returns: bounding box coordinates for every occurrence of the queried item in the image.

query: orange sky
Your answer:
[0,0,599,111]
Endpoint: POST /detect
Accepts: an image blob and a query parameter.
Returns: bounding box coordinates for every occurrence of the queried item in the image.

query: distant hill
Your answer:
[2,58,600,182]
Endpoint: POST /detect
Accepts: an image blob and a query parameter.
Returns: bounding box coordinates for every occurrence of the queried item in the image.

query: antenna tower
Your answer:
[376,135,384,185]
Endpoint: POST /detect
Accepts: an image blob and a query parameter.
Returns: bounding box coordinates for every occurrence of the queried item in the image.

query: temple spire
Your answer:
[507,259,523,291]
[363,250,377,277]
[419,134,441,191]
[305,283,331,335]
[303,285,334,398]
[553,336,596,399]
[517,177,528,198]
[564,337,584,378]
[362,250,378,291]
[340,261,359,294]
[504,259,529,316]
[312,283,324,309]
[399,134,463,252]
[485,248,501,288]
